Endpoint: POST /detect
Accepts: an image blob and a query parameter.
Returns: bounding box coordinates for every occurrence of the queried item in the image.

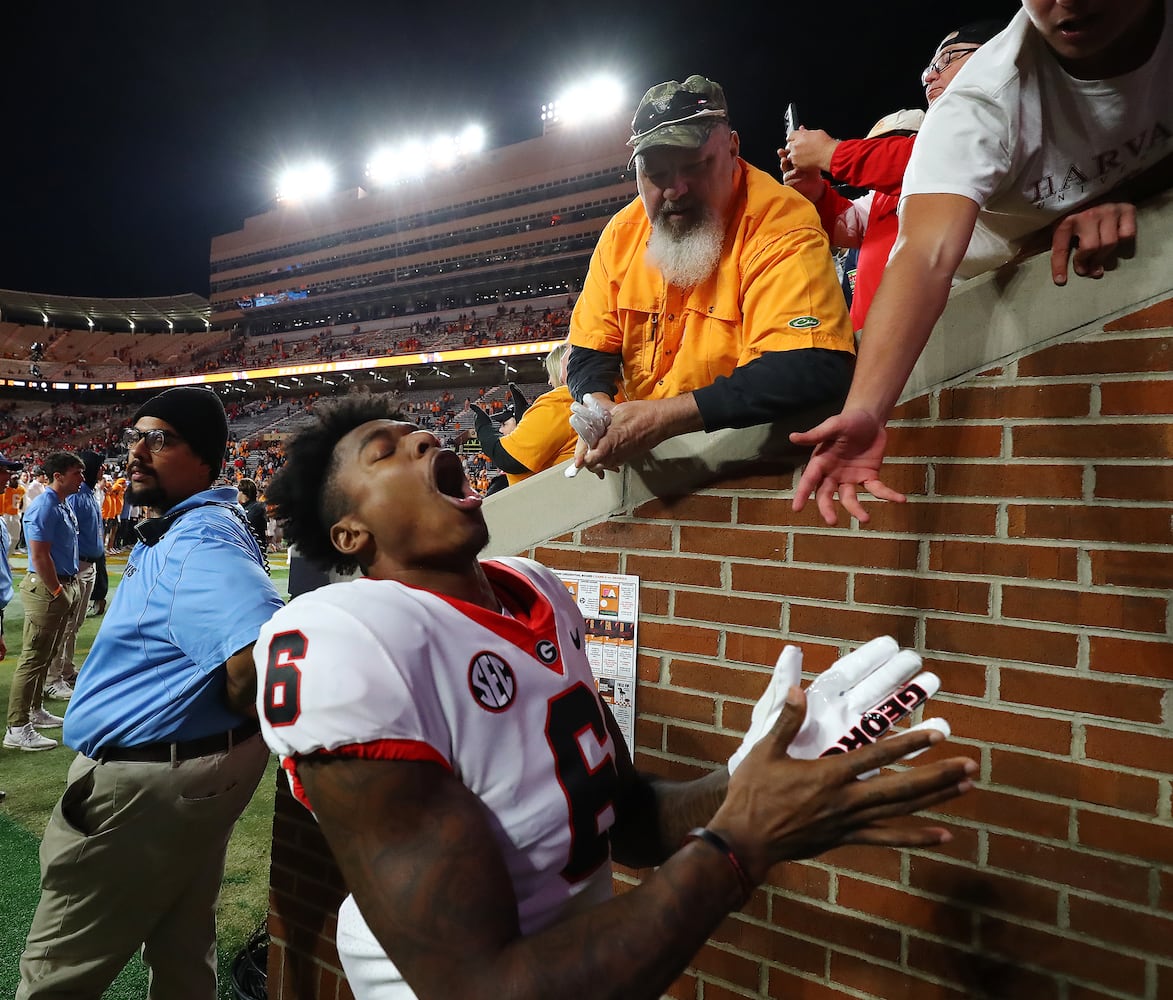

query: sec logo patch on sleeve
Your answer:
[469,651,517,712]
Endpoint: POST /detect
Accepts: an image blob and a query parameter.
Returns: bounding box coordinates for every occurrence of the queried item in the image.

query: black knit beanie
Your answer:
[133,387,228,474]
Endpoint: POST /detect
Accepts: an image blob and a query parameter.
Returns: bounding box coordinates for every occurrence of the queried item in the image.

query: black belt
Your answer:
[98,719,261,763]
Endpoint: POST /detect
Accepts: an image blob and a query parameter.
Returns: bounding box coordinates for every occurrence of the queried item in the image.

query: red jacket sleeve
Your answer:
[828,135,916,196]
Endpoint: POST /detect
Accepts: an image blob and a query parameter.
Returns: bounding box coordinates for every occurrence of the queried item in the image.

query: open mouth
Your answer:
[1057,14,1096,39]
[432,449,482,510]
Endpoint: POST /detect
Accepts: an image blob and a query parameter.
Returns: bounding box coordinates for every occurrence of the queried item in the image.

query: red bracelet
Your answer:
[681,827,755,903]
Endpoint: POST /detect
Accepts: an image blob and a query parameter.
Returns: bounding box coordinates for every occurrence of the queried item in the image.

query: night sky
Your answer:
[2,0,1012,300]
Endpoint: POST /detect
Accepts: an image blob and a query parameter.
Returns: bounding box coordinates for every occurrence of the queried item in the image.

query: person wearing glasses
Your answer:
[567,75,856,475]
[4,451,84,752]
[791,0,1173,525]
[780,20,1005,332]
[17,387,282,1000]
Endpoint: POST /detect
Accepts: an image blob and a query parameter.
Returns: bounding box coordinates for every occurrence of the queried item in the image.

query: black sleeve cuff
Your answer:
[692,349,854,431]
[567,345,622,402]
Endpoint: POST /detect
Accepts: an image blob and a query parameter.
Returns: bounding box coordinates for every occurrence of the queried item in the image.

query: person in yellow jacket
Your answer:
[471,342,578,489]
[102,477,126,553]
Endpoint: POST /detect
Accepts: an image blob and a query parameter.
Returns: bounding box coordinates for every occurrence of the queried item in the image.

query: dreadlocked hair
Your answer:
[266,395,406,574]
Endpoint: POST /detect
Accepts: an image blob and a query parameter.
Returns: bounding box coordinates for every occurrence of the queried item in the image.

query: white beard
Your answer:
[645,214,724,288]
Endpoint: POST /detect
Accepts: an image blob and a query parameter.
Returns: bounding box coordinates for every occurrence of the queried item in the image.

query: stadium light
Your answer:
[367,123,486,187]
[276,161,335,203]
[541,74,624,127]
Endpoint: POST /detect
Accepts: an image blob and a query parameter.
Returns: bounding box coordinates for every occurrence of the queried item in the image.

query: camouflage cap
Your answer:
[628,75,729,162]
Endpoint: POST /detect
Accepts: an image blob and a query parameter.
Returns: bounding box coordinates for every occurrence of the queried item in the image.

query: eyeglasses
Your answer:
[122,427,181,453]
[921,46,980,84]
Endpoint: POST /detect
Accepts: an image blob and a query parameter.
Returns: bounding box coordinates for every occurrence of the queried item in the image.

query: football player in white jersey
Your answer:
[255,395,977,1000]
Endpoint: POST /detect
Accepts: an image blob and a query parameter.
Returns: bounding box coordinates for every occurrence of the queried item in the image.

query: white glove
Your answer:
[727,636,948,775]
[569,395,611,448]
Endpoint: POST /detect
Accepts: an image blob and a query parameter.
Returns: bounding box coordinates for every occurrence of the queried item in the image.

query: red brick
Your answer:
[634,494,734,522]
[987,833,1150,905]
[868,460,929,497]
[886,424,1003,458]
[766,968,855,1000]
[723,631,838,671]
[791,532,920,571]
[531,545,621,574]
[761,862,832,902]
[937,786,1069,839]
[909,855,1060,924]
[737,495,812,528]
[892,394,932,419]
[640,587,670,617]
[926,617,1078,668]
[1094,463,1173,500]
[675,590,783,629]
[665,723,736,765]
[906,936,1063,999]
[1013,421,1173,459]
[999,667,1164,724]
[1103,299,1173,332]
[635,716,664,753]
[933,701,1074,753]
[939,383,1092,420]
[976,917,1146,993]
[768,898,903,963]
[689,942,762,990]
[1068,895,1173,957]
[830,952,966,1000]
[680,524,787,561]
[639,620,721,657]
[856,500,998,536]
[922,656,989,698]
[1099,378,1173,414]
[1003,583,1166,632]
[730,563,848,602]
[1016,336,1172,376]
[668,658,775,700]
[819,844,905,882]
[637,685,717,726]
[789,604,918,647]
[854,573,989,615]
[989,748,1159,812]
[1078,809,1173,865]
[1090,548,1173,590]
[835,876,970,941]
[933,462,1084,500]
[927,539,1078,581]
[1084,724,1172,771]
[1007,503,1173,544]
[712,914,828,978]
[664,971,698,999]
[625,553,723,588]
[579,519,673,550]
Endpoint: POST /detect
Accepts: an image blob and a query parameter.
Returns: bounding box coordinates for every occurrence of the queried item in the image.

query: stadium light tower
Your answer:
[276,161,335,203]
[541,74,624,130]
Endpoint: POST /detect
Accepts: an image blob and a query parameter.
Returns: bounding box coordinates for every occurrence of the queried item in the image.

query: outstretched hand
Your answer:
[714,689,976,882]
[1050,201,1136,285]
[789,409,905,525]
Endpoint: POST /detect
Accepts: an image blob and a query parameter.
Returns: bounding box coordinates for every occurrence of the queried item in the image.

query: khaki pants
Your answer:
[17,735,270,1000]
[47,561,97,686]
[6,575,78,728]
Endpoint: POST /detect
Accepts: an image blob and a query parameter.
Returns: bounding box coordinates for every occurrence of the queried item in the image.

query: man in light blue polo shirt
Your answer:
[17,387,284,1000]
[44,451,106,700]
[4,451,83,752]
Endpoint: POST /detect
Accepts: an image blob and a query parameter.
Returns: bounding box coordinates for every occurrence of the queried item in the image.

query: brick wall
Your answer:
[266,304,1173,998]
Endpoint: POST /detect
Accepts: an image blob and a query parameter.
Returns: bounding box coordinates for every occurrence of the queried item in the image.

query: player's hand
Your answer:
[783,127,839,174]
[789,408,905,525]
[1050,201,1137,285]
[713,690,976,882]
[469,402,490,422]
[728,637,946,775]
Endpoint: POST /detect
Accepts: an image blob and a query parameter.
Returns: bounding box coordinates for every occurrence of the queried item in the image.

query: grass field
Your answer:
[0,550,290,999]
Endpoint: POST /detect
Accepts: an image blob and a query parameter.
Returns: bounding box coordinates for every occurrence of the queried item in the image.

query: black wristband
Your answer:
[681,827,754,903]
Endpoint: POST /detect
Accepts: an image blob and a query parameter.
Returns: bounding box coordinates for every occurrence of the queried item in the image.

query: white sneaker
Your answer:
[30,707,65,728]
[44,681,74,700]
[4,724,58,751]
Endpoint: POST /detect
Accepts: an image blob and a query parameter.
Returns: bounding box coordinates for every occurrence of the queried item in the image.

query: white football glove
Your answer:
[727,636,949,776]
[569,395,611,448]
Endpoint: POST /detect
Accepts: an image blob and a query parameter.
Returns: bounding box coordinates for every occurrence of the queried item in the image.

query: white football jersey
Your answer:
[256,557,619,997]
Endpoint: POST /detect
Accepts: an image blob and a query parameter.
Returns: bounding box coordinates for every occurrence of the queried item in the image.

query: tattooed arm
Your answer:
[296,693,975,1000]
